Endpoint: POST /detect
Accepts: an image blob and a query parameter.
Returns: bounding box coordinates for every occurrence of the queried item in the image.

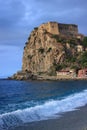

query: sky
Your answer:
[0,0,87,78]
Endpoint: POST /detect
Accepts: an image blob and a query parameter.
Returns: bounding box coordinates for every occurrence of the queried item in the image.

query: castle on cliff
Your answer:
[10,21,86,80]
[39,22,84,39]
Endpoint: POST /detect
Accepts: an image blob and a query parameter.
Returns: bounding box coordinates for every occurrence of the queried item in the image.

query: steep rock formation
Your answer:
[22,23,83,75]
[22,29,66,74]
[11,21,86,80]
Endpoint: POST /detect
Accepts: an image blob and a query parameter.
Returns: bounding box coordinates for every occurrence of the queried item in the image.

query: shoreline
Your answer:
[11,105,87,130]
[7,77,87,81]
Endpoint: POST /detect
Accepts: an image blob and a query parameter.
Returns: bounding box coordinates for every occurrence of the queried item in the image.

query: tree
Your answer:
[79,51,87,67]
[83,36,87,47]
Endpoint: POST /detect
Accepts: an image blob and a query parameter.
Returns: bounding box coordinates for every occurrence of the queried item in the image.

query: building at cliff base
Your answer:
[78,69,87,78]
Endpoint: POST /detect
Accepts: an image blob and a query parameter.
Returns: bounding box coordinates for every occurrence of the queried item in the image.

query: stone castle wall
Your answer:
[48,22,59,35]
[38,22,59,35]
[39,22,78,37]
[58,23,78,36]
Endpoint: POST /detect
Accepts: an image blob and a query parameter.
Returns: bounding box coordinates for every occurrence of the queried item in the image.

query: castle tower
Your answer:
[48,22,59,35]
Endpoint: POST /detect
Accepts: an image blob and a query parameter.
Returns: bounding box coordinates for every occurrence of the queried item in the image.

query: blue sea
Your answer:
[0,80,87,129]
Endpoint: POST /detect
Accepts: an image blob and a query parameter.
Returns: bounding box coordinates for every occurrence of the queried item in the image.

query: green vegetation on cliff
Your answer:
[22,30,87,76]
[19,22,87,78]
[83,37,87,47]
[79,51,87,68]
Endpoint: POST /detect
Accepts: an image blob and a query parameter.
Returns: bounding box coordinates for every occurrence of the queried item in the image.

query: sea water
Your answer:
[0,80,87,129]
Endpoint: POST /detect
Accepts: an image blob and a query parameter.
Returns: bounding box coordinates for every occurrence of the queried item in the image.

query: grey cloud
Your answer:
[0,0,87,47]
[0,0,87,77]
[22,0,87,24]
[0,0,25,28]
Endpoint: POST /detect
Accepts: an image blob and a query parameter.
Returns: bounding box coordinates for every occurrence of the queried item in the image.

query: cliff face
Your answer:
[22,28,66,74]
[22,22,84,76]
[11,21,87,80]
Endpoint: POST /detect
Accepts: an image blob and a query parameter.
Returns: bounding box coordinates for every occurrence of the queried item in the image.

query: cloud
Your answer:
[0,45,23,77]
[0,0,87,46]
[0,0,87,47]
[0,0,87,77]
[20,0,87,35]
[0,0,25,29]
[0,0,28,46]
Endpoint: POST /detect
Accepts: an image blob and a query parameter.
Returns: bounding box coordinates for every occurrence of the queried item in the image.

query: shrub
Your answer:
[53,62,65,71]
[79,51,87,67]
[55,64,63,71]
[51,35,60,42]
[48,66,56,76]
[38,48,45,53]
[34,27,38,30]
[69,39,76,45]
[27,55,33,59]
[70,65,78,70]
[83,36,87,47]
[25,42,28,44]
[47,47,52,53]
[66,56,76,63]
[28,36,30,40]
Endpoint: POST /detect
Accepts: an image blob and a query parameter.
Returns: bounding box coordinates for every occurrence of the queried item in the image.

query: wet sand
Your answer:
[11,105,87,130]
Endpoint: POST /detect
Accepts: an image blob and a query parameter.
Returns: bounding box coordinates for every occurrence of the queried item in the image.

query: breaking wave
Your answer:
[0,89,87,129]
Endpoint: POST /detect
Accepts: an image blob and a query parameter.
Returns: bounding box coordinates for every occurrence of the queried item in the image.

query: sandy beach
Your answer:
[11,105,87,130]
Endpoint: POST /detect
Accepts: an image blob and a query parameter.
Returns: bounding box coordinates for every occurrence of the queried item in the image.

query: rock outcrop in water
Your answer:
[11,21,87,80]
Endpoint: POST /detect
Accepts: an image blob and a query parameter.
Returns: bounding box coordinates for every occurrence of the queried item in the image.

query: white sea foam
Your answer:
[0,89,87,129]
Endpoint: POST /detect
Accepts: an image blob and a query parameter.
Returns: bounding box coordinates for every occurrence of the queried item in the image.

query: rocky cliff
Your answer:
[11,22,87,80]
